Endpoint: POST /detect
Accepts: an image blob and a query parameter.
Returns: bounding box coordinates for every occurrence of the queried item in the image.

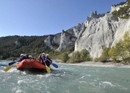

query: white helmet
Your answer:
[46,54,49,56]
[20,54,24,57]
[29,55,32,58]
[42,53,45,55]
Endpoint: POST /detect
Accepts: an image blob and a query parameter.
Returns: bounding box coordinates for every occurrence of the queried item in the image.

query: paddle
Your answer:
[46,59,58,68]
[44,61,51,73]
[4,61,16,72]
[4,65,13,72]
[52,62,58,68]
[8,61,16,65]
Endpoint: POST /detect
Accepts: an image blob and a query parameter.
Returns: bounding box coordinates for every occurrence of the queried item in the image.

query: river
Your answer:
[0,60,130,93]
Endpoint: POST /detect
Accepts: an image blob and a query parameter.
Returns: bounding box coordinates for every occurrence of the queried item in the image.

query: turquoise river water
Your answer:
[0,60,130,93]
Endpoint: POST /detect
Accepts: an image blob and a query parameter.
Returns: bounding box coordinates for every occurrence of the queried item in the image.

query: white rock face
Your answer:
[53,33,61,45]
[75,13,123,58]
[56,31,75,51]
[44,33,61,49]
[73,1,130,58]
[44,35,52,46]
[44,1,130,59]
[73,23,83,37]
[56,23,84,51]
[44,13,130,59]
[112,19,130,46]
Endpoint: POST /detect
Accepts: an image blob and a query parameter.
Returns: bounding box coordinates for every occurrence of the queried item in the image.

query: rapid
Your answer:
[0,60,130,93]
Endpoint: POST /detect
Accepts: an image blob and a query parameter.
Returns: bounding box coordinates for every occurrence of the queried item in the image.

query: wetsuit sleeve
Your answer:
[17,57,23,62]
[48,58,52,64]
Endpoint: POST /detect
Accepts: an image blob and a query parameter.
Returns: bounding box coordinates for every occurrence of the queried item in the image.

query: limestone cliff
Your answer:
[75,13,125,58]
[44,33,61,49]
[44,1,130,59]
[44,23,84,50]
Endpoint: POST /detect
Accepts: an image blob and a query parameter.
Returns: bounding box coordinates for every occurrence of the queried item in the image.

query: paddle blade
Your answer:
[45,65,51,73]
[8,61,16,66]
[4,65,13,72]
[52,63,58,68]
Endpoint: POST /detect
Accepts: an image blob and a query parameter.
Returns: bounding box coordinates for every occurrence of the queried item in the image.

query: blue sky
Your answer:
[0,0,126,37]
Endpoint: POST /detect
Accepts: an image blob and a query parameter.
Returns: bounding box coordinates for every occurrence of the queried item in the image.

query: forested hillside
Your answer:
[0,35,52,60]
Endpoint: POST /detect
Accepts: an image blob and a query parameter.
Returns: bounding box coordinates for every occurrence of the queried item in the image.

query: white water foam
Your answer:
[17,80,26,85]
[99,81,116,88]
[15,90,24,93]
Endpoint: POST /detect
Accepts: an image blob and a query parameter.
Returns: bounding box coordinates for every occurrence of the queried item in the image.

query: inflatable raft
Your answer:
[16,59,47,73]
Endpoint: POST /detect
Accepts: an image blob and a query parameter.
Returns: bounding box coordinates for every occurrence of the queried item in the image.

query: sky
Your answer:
[0,0,126,37]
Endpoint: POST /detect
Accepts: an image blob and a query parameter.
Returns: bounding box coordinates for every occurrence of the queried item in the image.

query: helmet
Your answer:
[46,54,49,56]
[29,55,32,58]
[42,53,45,55]
[20,54,24,57]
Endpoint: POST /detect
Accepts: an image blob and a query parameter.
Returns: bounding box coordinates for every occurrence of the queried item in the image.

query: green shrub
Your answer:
[80,49,89,61]
[68,49,91,63]
[108,31,130,63]
[94,58,99,62]
[98,56,108,63]
[61,53,69,63]
[99,47,110,62]
[112,2,130,19]
[69,51,81,63]
[86,55,92,61]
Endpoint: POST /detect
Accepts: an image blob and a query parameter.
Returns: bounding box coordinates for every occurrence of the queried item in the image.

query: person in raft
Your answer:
[17,54,32,62]
[17,54,27,62]
[28,55,34,59]
[38,54,42,63]
[44,54,52,67]
[38,53,46,64]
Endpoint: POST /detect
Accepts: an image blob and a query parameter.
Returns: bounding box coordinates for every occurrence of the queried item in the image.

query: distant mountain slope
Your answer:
[0,35,51,59]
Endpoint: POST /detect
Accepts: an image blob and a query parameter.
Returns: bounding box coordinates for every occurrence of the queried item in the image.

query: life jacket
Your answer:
[38,56,43,63]
[45,57,52,67]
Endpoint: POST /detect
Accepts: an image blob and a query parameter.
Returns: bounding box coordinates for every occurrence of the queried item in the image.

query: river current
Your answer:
[0,60,130,93]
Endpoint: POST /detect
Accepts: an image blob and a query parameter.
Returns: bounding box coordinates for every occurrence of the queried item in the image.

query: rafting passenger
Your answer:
[38,53,46,64]
[24,54,29,59]
[17,54,25,62]
[45,54,52,67]
[18,54,30,62]
[28,55,33,59]
[41,53,46,64]
[38,54,42,63]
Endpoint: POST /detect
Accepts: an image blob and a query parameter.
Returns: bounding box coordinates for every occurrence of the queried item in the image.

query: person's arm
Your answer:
[17,57,23,62]
[41,56,46,63]
[47,58,52,64]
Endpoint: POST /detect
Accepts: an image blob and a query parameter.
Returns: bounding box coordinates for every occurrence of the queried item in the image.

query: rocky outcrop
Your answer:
[44,33,61,49]
[112,18,130,46]
[74,1,130,58]
[56,23,84,51]
[44,23,84,51]
[56,29,76,51]
[75,13,121,58]
[44,1,130,59]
